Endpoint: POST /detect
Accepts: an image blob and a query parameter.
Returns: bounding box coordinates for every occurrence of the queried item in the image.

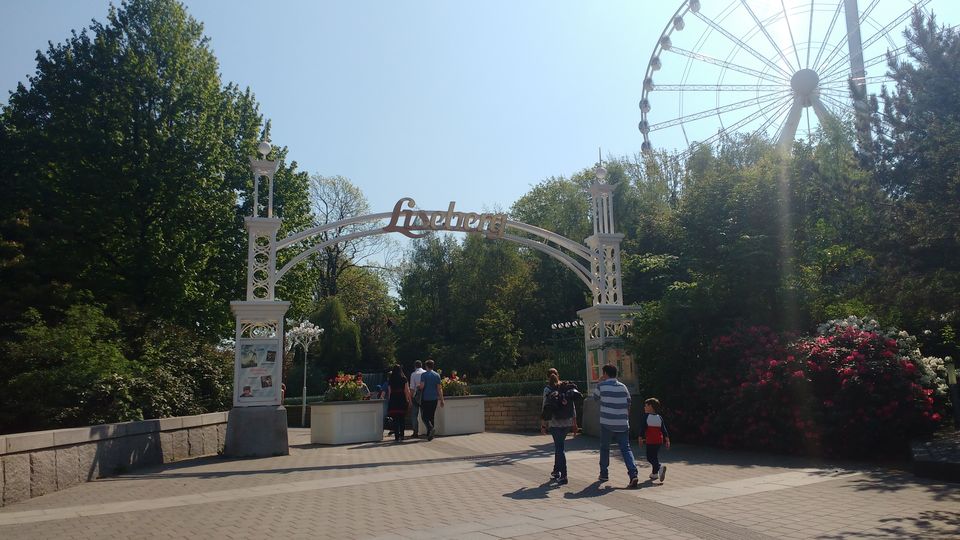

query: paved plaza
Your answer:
[1,429,958,539]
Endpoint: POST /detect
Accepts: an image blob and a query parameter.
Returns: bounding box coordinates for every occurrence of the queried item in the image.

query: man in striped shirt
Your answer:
[592,364,639,488]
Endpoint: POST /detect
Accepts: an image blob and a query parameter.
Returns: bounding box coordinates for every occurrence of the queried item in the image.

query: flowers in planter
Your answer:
[441,372,470,396]
[323,372,364,402]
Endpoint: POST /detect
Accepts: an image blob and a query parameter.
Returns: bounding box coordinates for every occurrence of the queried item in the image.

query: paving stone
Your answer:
[0,431,958,539]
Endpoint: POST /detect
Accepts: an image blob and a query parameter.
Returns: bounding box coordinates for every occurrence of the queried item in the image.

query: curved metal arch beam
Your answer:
[502,234,592,290]
[504,220,592,260]
[277,212,393,249]
[278,213,592,263]
[276,220,594,283]
[276,228,384,282]
[275,225,594,294]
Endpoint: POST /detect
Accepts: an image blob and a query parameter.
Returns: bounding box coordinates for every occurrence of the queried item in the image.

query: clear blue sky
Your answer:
[3,1,958,216]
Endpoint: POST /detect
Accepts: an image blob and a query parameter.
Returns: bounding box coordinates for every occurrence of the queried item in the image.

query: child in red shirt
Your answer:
[639,397,671,482]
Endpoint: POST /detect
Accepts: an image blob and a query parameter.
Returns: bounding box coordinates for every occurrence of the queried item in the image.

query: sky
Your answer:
[2,1,959,217]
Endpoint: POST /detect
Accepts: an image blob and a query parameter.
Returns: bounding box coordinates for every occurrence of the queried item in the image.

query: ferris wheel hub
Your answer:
[790,69,820,102]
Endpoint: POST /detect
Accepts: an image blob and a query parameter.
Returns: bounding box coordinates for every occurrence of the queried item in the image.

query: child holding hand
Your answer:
[639,397,670,482]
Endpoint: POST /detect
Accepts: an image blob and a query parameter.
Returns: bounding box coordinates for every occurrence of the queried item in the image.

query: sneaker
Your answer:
[628,477,639,489]
[557,476,569,485]
[658,465,667,482]
[648,473,658,480]
[427,428,434,441]
[597,474,609,482]
[550,471,561,480]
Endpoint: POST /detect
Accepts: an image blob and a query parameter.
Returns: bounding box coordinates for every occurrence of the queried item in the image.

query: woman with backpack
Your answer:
[541,370,580,485]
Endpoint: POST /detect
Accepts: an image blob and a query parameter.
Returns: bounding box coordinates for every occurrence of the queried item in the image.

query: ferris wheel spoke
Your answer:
[811,95,838,128]
[812,1,845,71]
[740,0,797,72]
[690,10,794,79]
[649,84,785,91]
[647,90,791,131]
[780,0,804,69]
[818,1,925,79]
[694,94,795,149]
[819,45,906,84]
[756,97,795,141]
[664,46,789,85]
[814,0,882,75]
[819,93,850,115]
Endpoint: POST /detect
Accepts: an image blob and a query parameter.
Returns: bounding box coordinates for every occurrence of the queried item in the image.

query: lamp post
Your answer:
[285,320,324,427]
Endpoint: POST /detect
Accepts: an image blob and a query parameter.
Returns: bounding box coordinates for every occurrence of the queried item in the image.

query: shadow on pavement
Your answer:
[816,509,960,539]
[97,444,554,482]
[562,480,615,499]
[504,481,556,500]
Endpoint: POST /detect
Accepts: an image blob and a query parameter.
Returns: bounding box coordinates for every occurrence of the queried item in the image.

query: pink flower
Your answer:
[792,370,804,378]
[932,413,942,422]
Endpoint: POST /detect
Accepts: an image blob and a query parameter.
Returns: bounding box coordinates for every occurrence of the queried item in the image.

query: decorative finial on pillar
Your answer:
[257,140,272,159]
[594,147,607,183]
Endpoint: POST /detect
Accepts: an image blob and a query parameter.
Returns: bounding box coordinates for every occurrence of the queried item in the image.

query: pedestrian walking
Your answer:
[541,371,579,485]
[592,364,640,488]
[386,364,412,442]
[409,360,426,438]
[417,359,444,440]
[639,397,671,482]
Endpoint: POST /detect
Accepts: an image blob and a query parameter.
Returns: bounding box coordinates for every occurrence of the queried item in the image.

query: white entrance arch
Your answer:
[224,142,638,457]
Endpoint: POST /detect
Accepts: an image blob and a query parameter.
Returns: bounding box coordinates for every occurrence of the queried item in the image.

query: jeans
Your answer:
[550,427,569,476]
[645,443,662,475]
[599,426,638,479]
[411,399,421,434]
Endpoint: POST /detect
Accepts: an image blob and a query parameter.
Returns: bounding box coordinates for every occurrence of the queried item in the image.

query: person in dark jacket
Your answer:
[386,365,412,442]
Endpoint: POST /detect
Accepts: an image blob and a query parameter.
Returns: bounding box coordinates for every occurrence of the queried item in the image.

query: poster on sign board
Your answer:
[234,339,281,406]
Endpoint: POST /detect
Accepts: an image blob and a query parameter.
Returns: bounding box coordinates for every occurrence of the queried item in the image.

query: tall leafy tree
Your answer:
[865,12,960,328]
[0,0,314,341]
[306,174,394,299]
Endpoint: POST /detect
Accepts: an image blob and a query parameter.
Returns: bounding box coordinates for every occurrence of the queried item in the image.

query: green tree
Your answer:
[864,12,960,328]
[395,235,460,364]
[0,303,134,432]
[0,0,313,341]
[335,266,397,369]
[305,296,362,384]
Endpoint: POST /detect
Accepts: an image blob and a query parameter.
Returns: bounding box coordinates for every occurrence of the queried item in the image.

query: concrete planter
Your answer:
[310,400,384,445]
[419,395,486,436]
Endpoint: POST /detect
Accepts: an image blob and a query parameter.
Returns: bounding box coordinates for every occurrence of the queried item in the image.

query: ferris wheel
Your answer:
[639,0,940,155]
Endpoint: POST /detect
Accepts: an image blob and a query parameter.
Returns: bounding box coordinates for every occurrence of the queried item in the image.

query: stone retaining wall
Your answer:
[484,396,543,432]
[0,412,228,507]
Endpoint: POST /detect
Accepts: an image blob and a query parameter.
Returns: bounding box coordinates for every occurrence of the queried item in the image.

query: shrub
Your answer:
[672,317,947,458]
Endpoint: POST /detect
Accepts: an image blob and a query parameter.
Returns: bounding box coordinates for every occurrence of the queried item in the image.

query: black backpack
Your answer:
[541,382,582,421]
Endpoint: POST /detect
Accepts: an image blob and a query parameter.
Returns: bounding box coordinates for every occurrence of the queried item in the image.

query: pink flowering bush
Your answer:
[672,317,947,458]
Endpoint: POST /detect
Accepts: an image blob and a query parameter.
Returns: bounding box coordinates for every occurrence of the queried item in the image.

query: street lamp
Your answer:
[285,320,324,427]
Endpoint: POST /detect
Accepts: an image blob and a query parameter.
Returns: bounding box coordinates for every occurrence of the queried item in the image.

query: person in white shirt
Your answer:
[409,360,426,438]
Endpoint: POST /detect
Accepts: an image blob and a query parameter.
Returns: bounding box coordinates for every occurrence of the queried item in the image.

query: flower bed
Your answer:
[673,317,948,458]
